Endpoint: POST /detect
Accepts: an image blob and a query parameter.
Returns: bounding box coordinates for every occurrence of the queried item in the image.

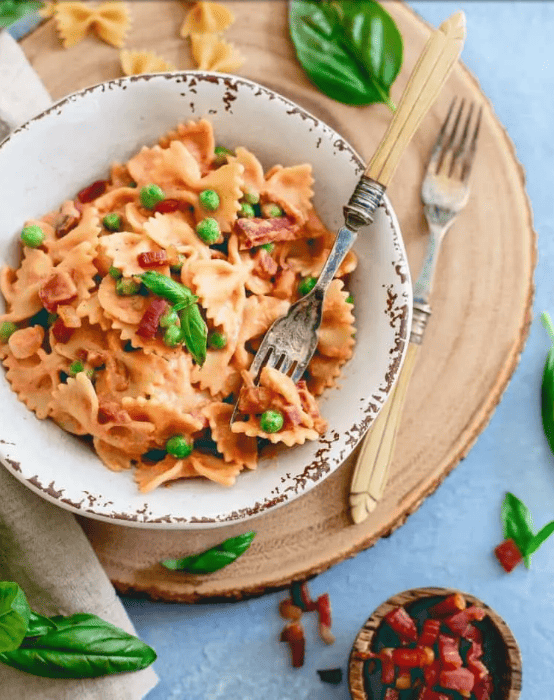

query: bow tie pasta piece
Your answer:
[233,295,290,369]
[180,1,235,37]
[134,455,197,493]
[159,120,216,175]
[143,213,210,256]
[127,141,202,191]
[203,402,258,470]
[93,437,138,472]
[99,231,167,277]
[232,367,327,446]
[120,49,176,76]
[192,162,244,233]
[121,396,204,447]
[97,275,149,326]
[0,248,54,323]
[262,164,314,225]
[90,187,138,217]
[144,354,212,414]
[189,452,243,487]
[44,207,101,264]
[190,33,244,73]
[2,347,69,419]
[76,292,113,330]
[191,347,242,398]
[228,147,265,198]
[54,1,131,48]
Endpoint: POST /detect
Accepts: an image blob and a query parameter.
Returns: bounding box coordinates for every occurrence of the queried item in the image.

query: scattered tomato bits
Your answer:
[279,581,335,668]
[354,594,494,700]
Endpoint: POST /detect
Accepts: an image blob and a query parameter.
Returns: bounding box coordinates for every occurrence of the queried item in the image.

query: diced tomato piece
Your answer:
[383,607,418,643]
[77,179,109,203]
[494,538,523,572]
[384,689,400,700]
[468,658,489,681]
[462,623,483,645]
[136,298,167,339]
[444,606,486,636]
[153,198,181,214]
[51,317,74,344]
[439,667,475,693]
[438,634,462,669]
[391,647,434,668]
[380,648,395,685]
[423,659,440,687]
[316,594,335,644]
[280,621,305,668]
[137,250,169,269]
[473,674,494,700]
[418,618,441,647]
[429,593,466,617]
[395,666,412,690]
[467,639,484,663]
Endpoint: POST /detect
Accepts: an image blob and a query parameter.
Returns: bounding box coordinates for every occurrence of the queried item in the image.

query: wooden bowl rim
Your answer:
[348,586,522,700]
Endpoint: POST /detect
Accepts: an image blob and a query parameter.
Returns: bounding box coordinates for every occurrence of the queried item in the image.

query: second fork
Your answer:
[349,98,483,525]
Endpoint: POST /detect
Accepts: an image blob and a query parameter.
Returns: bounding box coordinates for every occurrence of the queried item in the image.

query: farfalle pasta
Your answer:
[0,120,357,492]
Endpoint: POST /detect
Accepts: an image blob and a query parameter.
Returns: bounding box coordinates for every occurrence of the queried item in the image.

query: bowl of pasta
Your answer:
[0,72,411,527]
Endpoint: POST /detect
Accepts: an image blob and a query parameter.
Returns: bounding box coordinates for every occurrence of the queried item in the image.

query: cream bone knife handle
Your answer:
[348,12,466,525]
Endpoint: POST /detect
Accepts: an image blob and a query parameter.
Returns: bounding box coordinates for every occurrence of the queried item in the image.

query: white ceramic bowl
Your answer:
[0,72,411,528]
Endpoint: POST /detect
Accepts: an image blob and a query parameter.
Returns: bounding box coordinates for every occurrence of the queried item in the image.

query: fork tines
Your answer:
[431,97,483,181]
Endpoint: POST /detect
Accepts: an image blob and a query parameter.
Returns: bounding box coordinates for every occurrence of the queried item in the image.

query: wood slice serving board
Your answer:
[19,1,535,601]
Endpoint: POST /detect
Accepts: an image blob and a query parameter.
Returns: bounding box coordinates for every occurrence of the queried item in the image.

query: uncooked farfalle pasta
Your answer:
[0,120,356,492]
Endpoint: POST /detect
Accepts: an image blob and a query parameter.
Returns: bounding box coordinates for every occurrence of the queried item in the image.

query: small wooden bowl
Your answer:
[348,587,522,700]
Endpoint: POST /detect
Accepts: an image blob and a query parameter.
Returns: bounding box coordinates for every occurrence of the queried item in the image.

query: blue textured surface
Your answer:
[120,3,554,698]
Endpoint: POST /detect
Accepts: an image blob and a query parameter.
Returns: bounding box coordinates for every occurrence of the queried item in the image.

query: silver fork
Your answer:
[349,97,483,524]
[231,11,467,422]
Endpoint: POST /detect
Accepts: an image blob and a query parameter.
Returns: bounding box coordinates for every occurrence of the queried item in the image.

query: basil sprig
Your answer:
[0,582,156,678]
[501,492,554,568]
[161,531,256,573]
[141,270,208,365]
[0,0,42,28]
[289,0,402,109]
[140,270,197,310]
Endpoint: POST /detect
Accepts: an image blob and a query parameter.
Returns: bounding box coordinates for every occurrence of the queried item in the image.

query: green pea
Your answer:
[163,324,185,347]
[140,183,165,209]
[208,331,227,349]
[199,189,220,211]
[346,294,354,305]
[159,307,179,329]
[166,434,193,459]
[244,189,260,205]
[239,203,255,218]
[108,266,122,280]
[115,277,140,296]
[261,203,283,218]
[69,360,85,376]
[259,409,284,433]
[260,243,274,254]
[103,213,122,231]
[196,218,220,244]
[0,321,17,343]
[214,146,234,166]
[298,276,317,296]
[20,225,45,248]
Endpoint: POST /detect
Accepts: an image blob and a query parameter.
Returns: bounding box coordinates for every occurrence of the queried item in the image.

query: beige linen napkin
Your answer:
[0,31,158,699]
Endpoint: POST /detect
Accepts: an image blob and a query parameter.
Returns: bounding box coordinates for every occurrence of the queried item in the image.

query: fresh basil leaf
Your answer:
[0,582,31,653]
[541,312,554,457]
[161,531,256,573]
[501,492,534,567]
[179,303,207,366]
[141,271,197,309]
[0,0,42,28]
[0,613,156,678]
[525,520,554,557]
[289,0,402,108]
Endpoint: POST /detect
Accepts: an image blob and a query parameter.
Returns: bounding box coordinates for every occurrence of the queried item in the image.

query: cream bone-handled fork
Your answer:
[231,11,466,423]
